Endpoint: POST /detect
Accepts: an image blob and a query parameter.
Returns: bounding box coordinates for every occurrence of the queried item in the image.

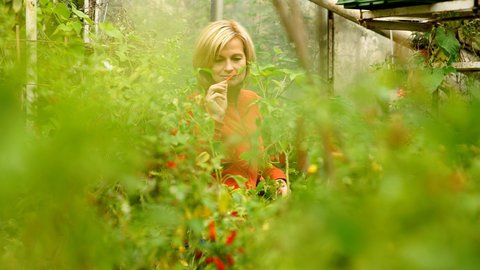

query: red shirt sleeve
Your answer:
[263,165,287,180]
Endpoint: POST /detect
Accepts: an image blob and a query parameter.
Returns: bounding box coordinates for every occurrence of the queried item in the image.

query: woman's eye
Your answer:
[233,57,242,61]
[214,58,223,63]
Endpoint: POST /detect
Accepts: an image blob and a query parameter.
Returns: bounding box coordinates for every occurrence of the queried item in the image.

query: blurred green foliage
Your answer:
[1,1,480,270]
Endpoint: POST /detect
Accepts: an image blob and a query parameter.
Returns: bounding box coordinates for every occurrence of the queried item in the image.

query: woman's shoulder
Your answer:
[240,89,261,102]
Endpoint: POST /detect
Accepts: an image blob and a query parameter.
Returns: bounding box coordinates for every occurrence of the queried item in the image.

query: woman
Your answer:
[193,20,288,196]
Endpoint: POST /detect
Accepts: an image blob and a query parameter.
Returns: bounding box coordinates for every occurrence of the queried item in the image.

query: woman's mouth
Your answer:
[225,74,236,81]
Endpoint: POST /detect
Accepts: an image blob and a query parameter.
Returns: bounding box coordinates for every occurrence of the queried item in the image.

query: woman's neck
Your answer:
[227,86,241,104]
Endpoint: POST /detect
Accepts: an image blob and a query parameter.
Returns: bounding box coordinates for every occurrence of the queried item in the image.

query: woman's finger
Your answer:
[207,93,226,102]
[208,88,226,97]
[208,82,227,94]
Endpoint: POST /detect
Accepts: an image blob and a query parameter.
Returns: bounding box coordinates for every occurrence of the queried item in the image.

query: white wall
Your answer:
[314,6,410,93]
[333,14,394,91]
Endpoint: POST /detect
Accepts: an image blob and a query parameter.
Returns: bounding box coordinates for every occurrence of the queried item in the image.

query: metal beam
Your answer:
[25,0,37,130]
[210,0,223,21]
[327,10,334,92]
[362,20,434,32]
[309,0,361,23]
[317,6,329,80]
[361,0,479,19]
[273,0,312,74]
[453,61,480,71]
[84,0,90,43]
[308,0,412,47]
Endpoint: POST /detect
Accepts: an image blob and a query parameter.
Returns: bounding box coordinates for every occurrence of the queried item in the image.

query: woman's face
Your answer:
[211,37,247,87]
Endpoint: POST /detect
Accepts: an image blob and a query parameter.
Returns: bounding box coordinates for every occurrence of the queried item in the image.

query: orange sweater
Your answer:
[214,89,286,189]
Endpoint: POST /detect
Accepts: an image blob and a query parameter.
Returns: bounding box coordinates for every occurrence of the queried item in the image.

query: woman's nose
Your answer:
[224,60,234,71]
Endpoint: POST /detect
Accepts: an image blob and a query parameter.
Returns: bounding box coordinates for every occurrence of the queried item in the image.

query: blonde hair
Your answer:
[193,20,256,89]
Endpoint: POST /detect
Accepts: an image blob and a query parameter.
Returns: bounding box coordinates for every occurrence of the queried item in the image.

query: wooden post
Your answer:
[272,0,312,76]
[14,12,21,61]
[327,10,334,94]
[25,0,37,130]
[95,0,102,35]
[102,1,109,23]
[84,0,91,43]
[210,0,223,21]
[389,30,394,65]
[317,6,328,81]
[16,24,20,61]
[93,0,109,34]
[308,0,411,47]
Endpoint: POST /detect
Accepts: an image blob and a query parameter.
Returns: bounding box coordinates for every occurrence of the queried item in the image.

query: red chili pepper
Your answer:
[225,72,235,82]
[166,161,177,169]
[225,230,237,245]
[170,127,178,136]
[205,256,213,264]
[226,254,235,266]
[211,256,226,270]
[208,220,216,241]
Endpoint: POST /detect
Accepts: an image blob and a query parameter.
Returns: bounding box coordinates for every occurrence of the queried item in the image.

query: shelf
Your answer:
[359,0,479,31]
[453,61,480,71]
[337,0,444,11]
[309,0,480,72]
[360,0,479,20]
[310,1,479,31]
[361,19,435,31]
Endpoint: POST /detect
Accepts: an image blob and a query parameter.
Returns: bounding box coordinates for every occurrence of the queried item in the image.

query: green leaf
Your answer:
[285,70,304,81]
[70,20,83,36]
[196,151,210,166]
[435,27,460,62]
[273,46,283,55]
[71,5,93,24]
[217,187,231,215]
[12,0,22,13]
[52,23,72,36]
[259,65,285,77]
[442,65,456,74]
[423,68,444,93]
[99,22,124,39]
[53,3,71,21]
[197,68,212,76]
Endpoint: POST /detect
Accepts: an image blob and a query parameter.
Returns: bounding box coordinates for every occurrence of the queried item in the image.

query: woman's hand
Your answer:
[205,80,228,123]
[276,179,289,197]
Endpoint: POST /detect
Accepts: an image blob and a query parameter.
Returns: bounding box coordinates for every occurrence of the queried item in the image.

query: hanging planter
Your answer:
[336,0,448,10]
